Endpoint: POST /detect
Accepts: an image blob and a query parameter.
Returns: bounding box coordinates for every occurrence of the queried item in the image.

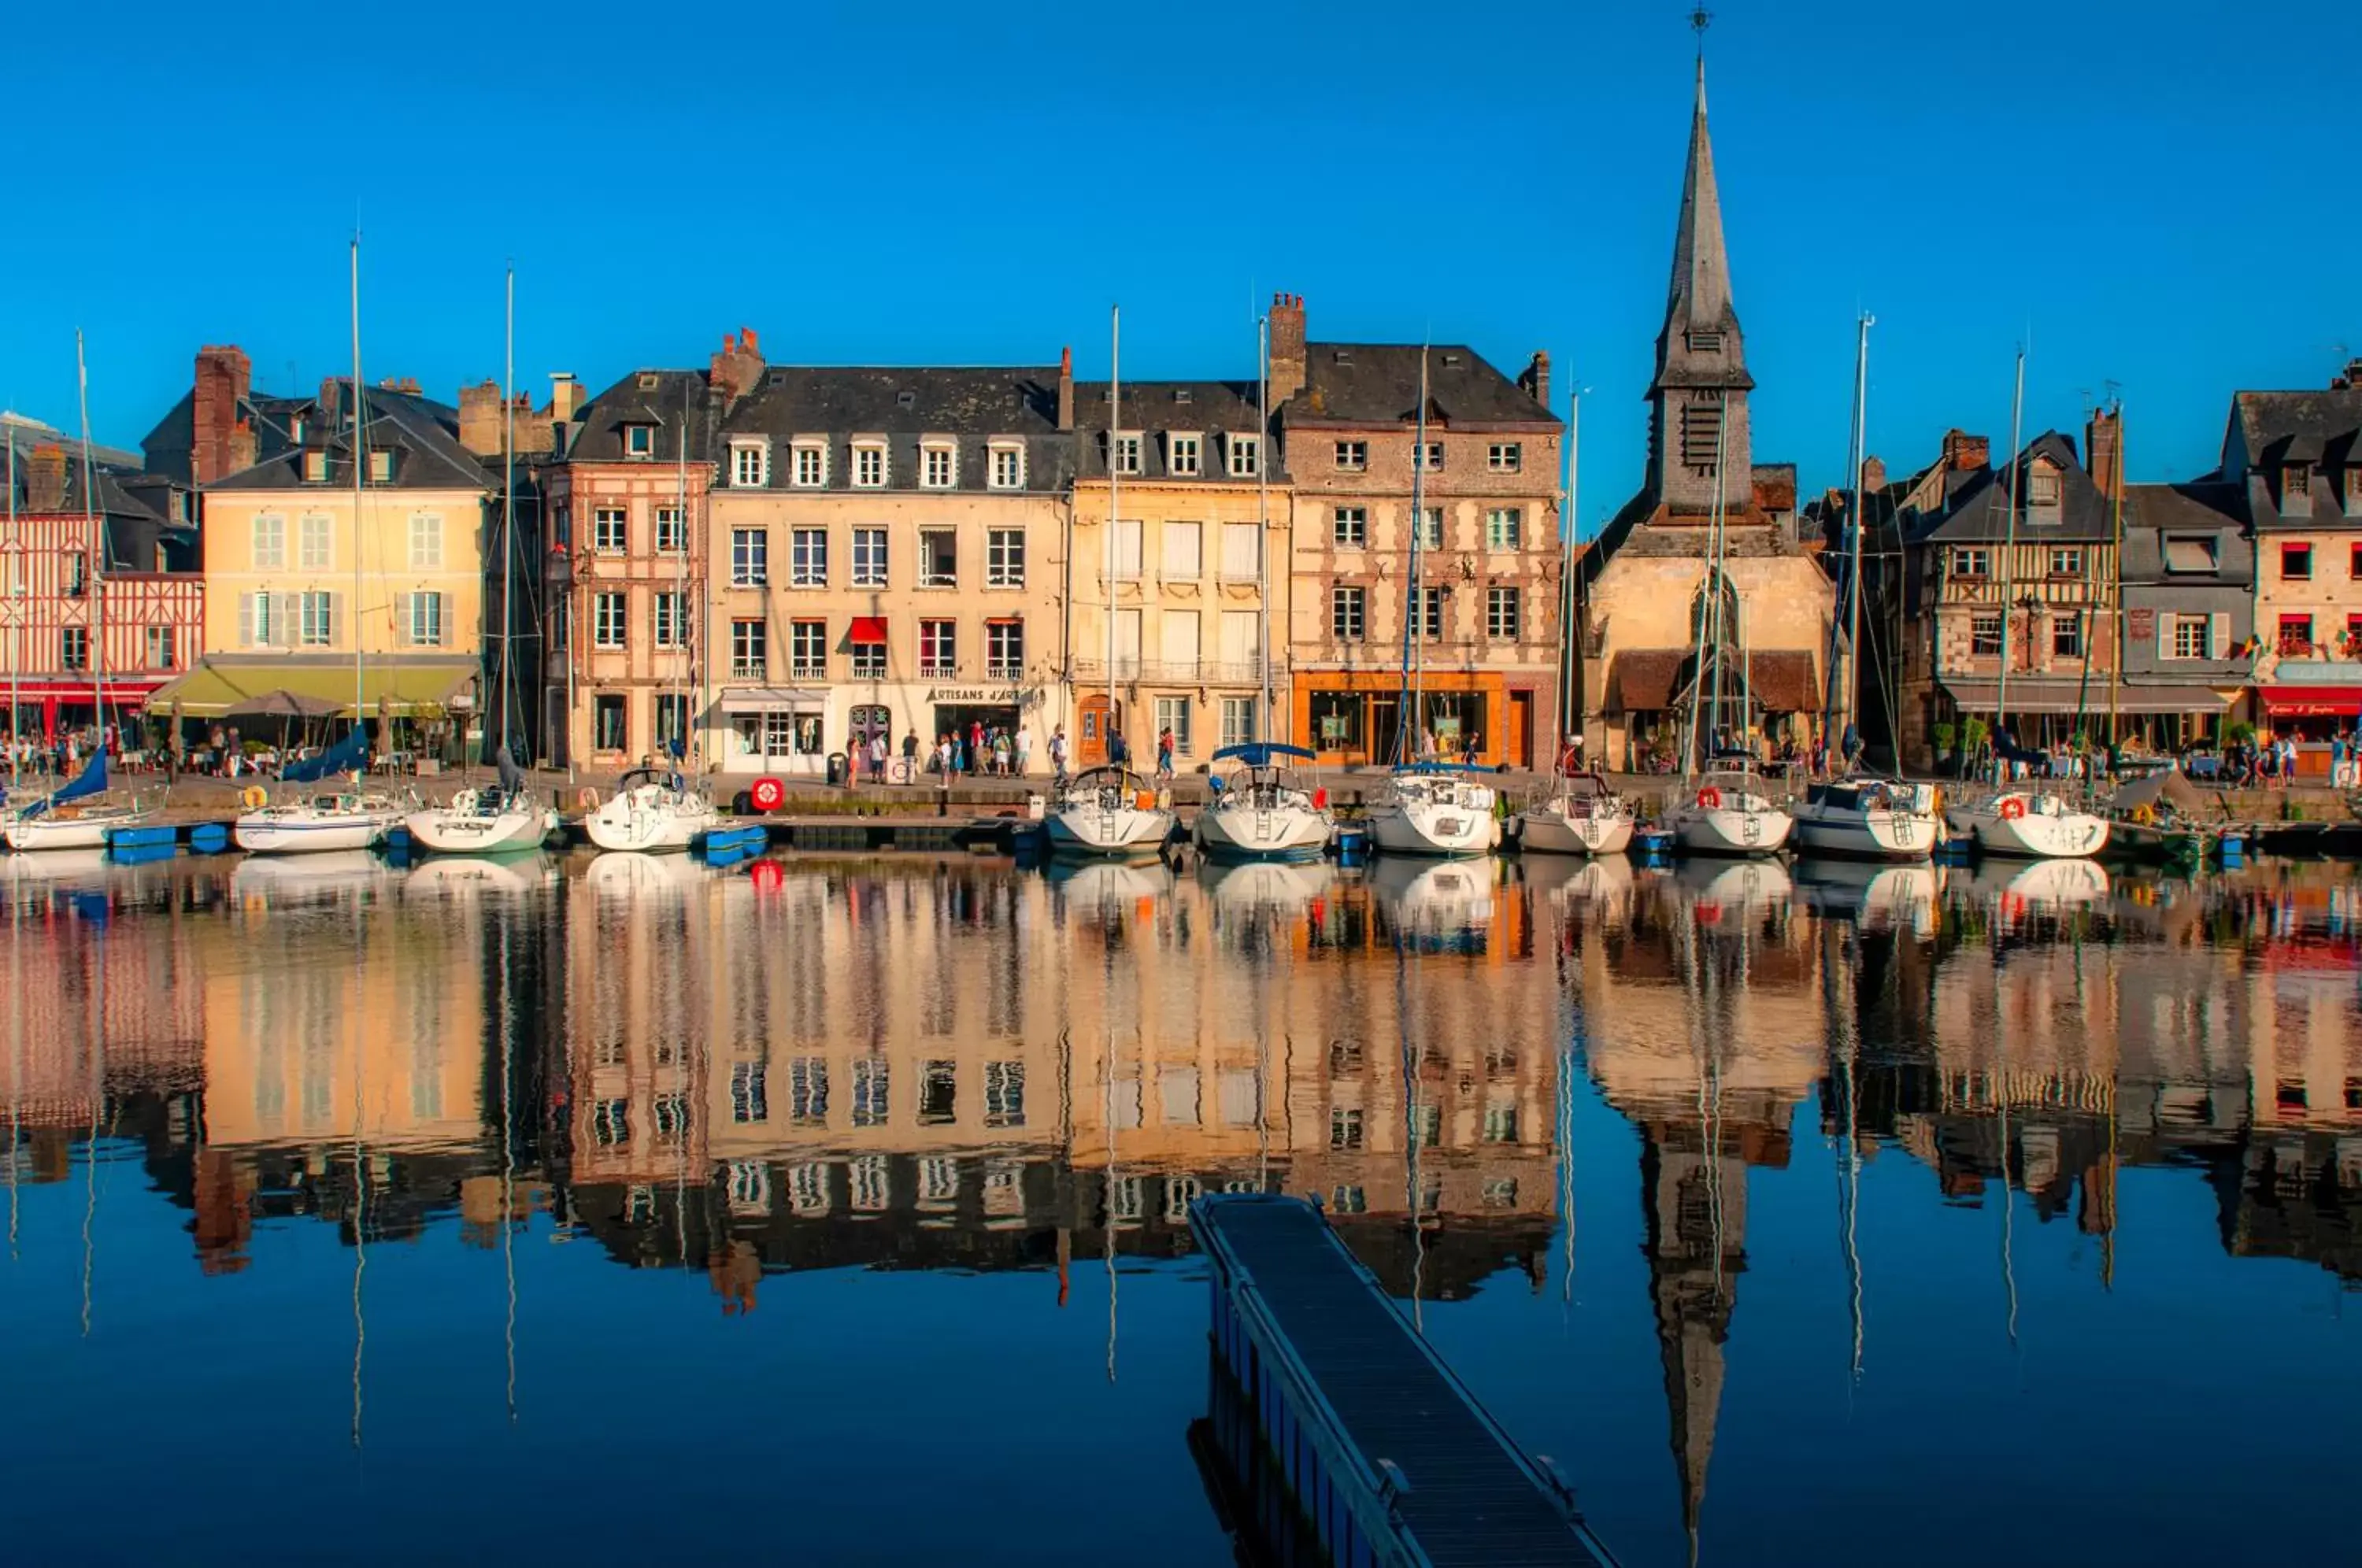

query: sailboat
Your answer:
[583,378,715,854]
[1793,316,1942,863]
[408,270,558,857]
[234,241,406,856]
[1942,351,2108,860]
[5,334,167,852]
[1364,346,1501,859]
[1047,305,1175,860]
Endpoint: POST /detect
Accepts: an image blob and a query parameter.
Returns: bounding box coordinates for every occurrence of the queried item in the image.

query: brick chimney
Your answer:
[1268,293,1306,405]
[377,376,421,395]
[1941,428,1990,472]
[25,443,68,512]
[709,327,766,407]
[1057,346,1074,431]
[1860,454,1886,494]
[1520,350,1552,409]
[457,379,504,456]
[228,419,257,475]
[191,344,252,486]
[2084,407,2123,503]
[550,372,583,423]
[319,376,344,426]
[2339,357,2362,391]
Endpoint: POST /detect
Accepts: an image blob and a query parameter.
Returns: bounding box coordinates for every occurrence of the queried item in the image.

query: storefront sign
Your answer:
[2127,608,2155,641]
[927,687,1027,705]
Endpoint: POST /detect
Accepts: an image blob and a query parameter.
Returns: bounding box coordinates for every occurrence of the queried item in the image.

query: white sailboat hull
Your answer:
[5,804,157,852]
[1194,800,1331,861]
[234,808,399,855]
[1671,806,1794,858]
[1046,803,1174,858]
[1516,803,1635,857]
[1947,797,2110,859]
[1368,798,1499,858]
[404,804,557,856]
[584,790,716,853]
[1792,808,1938,862]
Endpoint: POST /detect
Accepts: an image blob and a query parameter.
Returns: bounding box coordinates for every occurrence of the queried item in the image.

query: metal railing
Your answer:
[1071,656,1266,685]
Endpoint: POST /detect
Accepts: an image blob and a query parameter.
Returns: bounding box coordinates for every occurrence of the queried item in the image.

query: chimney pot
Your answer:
[1522,349,1552,410]
[2084,408,2123,503]
[25,443,68,512]
[1860,454,1886,493]
[1268,293,1308,405]
[1057,347,1075,432]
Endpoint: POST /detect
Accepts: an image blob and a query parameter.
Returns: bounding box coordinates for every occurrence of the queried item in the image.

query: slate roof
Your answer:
[1280,344,1555,429]
[202,381,490,494]
[4,417,194,568]
[2120,480,2249,579]
[1914,431,2116,542]
[564,368,714,464]
[2231,389,2362,472]
[716,365,1074,494]
[1073,379,1265,483]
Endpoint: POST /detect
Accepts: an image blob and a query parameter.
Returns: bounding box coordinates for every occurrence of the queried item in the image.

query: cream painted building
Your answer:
[703,360,1074,777]
[1068,375,1289,769]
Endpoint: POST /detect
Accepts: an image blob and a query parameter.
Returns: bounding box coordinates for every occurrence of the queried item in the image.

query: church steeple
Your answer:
[1648,31,1755,516]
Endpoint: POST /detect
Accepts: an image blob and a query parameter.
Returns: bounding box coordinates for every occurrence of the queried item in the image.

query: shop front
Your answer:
[927,683,1038,774]
[2260,685,2362,775]
[1294,671,1512,767]
[714,686,830,776]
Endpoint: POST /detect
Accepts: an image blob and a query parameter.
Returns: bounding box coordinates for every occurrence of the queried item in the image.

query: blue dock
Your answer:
[1191,1193,1618,1568]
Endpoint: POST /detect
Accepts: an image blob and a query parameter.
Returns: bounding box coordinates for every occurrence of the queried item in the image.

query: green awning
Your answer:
[146,656,479,719]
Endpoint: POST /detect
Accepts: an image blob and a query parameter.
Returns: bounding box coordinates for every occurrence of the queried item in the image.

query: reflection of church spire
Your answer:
[1640,1125,1746,1559]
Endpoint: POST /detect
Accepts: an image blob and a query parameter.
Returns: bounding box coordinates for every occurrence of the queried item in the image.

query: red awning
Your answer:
[2,678,165,702]
[849,616,888,645]
[2261,686,2362,717]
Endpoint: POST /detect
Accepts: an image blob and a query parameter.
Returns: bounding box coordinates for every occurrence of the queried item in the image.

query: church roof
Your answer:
[1651,59,1752,397]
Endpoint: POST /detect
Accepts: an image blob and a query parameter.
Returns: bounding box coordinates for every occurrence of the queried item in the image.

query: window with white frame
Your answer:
[1415,585,1446,641]
[987,619,1024,679]
[1486,586,1521,639]
[299,590,334,646]
[1161,520,1202,579]
[409,512,442,569]
[792,441,827,487]
[987,528,1024,586]
[299,513,332,571]
[731,527,768,586]
[252,514,287,569]
[1950,546,1990,578]
[367,450,392,483]
[2049,546,2083,577]
[146,626,176,669]
[1486,507,1523,550]
[919,619,956,677]
[731,619,768,678]
[60,627,87,671]
[653,591,687,648]
[1154,696,1193,756]
[851,441,887,487]
[1412,440,1443,472]
[624,425,654,459]
[1109,519,1143,580]
[920,529,958,588]
[1220,696,1256,749]
[1415,507,1445,552]
[852,527,887,586]
[1333,506,1367,547]
[655,507,685,554]
[850,640,884,679]
[594,592,627,648]
[302,453,330,484]
[1110,432,1142,475]
[791,527,827,586]
[1227,433,1260,478]
[1331,586,1365,640]
[1970,612,2003,656]
[1334,440,1367,472]
[989,442,1025,490]
[920,441,957,489]
[2027,467,2061,507]
[1168,435,1201,476]
[1488,442,1522,473]
[405,591,446,646]
[2170,614,2214,660]
[731,440,768,488]
[594,508,627,553]
[790,620,827,677]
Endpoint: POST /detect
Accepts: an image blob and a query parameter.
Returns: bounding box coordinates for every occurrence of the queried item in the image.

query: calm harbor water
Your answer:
[2,849,2357,1566]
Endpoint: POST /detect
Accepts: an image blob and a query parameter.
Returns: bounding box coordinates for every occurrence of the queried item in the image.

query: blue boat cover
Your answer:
[1211,743,1316,766]
[16,751,109,819]
[282,727,367,784]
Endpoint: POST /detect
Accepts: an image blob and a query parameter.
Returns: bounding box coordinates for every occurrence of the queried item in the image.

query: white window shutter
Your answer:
[2211,612,2231,660]
[277,592,302,645]
[238,593,254,648]
[398,593,414,647]
[2156,613,2171,662]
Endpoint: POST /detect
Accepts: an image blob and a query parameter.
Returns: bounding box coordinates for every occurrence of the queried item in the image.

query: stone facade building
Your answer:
[1275,295,1565,768]
[1577,61,1830,772]
[2118,467,2252,751]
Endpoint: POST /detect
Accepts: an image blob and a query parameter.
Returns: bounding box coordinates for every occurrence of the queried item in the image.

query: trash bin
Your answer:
[827,752,847,787]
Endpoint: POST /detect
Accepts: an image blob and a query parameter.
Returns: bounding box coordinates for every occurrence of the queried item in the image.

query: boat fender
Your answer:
[1312,787,1328,810]
[241,786,268,810]
[578,787,599,812]
[1999,797,2027,820]
[1697,786,1723,810]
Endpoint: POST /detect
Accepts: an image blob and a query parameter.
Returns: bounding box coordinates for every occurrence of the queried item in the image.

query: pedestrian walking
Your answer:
[1048,725,1068,786]
[1156,725,1175,781]
[1016,727,1034,777]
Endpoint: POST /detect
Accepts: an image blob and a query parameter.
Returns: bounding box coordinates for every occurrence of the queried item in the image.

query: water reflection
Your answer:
[0,851,2357,1564]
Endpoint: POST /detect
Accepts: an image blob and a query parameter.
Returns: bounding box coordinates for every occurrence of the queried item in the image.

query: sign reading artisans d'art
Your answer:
[926,686,1027,705]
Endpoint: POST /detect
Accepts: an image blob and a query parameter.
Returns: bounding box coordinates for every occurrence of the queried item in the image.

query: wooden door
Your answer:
[1508,691,1534,769]
[1079,695,1116,767]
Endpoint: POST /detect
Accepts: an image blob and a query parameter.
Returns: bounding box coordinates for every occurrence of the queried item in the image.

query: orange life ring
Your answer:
[1999,797,2027,820]
[750,776,786,813]
[1697,786,1723,810]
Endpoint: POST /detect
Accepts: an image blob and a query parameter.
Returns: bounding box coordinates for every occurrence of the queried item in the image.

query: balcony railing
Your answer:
[984,662,1024,682]
[1072,656,1267,685]
[790,662,826,681]
[918,660,957,679]
[731,662,767,681]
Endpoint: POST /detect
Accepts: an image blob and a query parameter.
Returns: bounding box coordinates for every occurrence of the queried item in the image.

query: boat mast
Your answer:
[676,379,692,770]
[1256,311,1272,745]
[1398,346,1430,766]
[350,238,368,756]
[499,265,516,767]
[1557,382,1579,762]
[74,331,105,753]
[6,414,20,784]
[1993,349,2027,773]
[1683,394,1731,779]
[2107,398,2123,754]
[1831,313,1872,756]
[1108,305,1120,765]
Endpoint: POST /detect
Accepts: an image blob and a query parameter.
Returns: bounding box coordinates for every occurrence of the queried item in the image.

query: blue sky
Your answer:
[6,0,2356,528]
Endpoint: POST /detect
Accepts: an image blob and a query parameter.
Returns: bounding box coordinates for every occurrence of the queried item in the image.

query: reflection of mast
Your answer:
[82,917,105,1338]
[1997,1062,2019,1350]
[6,875,19,1258]
[1827,927,1864,1380]
[499,912,518,1423]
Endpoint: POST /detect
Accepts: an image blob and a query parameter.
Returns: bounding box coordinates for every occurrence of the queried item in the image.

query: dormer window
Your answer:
[1110,432,1142,477]
[1227,433,1261,479]
[1168,434,1201,477]
[624,423,655,460]
[2283,461,2313,515]
[2345,466,2362,515]
[303,452,331,484]
[288,416,305,444]
[987,440,1025,490]
[791,438,827,487]
[730,438,769,488]
[2027,467,2061,507]
[368,449,393,483]
[919,438,957,490]
[850,438,887,488]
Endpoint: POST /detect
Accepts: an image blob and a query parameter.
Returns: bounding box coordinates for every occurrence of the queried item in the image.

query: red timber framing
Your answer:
[1,511,204,719]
